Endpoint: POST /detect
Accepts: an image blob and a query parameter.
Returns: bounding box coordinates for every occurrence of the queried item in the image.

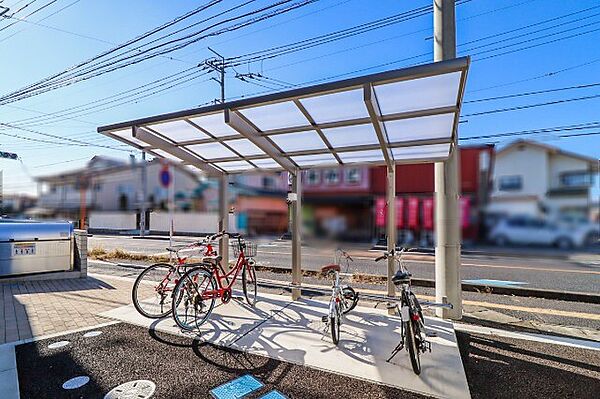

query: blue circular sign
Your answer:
[160,167,171,188]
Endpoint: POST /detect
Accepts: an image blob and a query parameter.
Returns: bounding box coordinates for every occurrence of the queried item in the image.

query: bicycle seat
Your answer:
[392,270,411,285]
[320,264,340,273]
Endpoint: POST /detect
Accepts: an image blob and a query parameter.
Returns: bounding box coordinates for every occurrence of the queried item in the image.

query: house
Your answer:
[34,156,200,223]
[487,140,598,219]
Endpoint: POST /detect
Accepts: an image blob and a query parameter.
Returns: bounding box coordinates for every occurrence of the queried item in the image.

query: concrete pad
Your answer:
[100,291,290,346]
[0,345,17,372]
[232,295,471,399]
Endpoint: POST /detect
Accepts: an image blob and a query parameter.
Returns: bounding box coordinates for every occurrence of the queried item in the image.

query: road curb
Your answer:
[254,265,600,305]
[369,245,575,260]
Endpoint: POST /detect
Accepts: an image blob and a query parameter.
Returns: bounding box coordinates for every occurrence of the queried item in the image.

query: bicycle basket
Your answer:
[231,240,257,258]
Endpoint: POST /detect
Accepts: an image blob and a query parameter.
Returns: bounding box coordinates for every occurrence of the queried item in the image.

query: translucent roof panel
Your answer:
[321,124,379,148]
[269,131,328,153]
[214,160,255,172]
[112,129,150,148]
[99,58,469,175]
[147,120,208,143]
[226,139,265,156]
[251,158,282,169]
[292,153,337,167]
[374,71,461,115]
[299,89,369,124]
[151,149,185,162]
[391,143,450,160]
[186,142,237,160]
[385,113,455,143]
[239,101,308,131]
[189,113,240,137]
[337,149,384,163]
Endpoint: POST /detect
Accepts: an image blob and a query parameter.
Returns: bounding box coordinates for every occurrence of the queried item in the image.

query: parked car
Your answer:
[556,215,599,246]
[489,215,589,249]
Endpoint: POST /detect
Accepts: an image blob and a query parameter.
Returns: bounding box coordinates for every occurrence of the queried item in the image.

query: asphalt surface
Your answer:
[456,331,600,399]
[16,323,428,399]
[16,322,600,398]
[89,236,600,294]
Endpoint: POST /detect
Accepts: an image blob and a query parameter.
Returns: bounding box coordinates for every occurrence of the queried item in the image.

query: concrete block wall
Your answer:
[74,229,87,278]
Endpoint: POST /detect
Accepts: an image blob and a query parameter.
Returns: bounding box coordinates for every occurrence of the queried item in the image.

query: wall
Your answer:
[89,212,137,230]
[491,145,548,199]
[150,211,235,234]
[548,153,590,189]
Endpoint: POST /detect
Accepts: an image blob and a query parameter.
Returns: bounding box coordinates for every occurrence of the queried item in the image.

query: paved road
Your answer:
[89,235,600,294]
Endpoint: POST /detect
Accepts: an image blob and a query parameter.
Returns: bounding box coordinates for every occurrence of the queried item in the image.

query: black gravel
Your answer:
[16,323,429,399]
[457,331,600,399]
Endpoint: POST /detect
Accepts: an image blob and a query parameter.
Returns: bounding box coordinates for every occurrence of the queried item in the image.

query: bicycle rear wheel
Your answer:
[242,263,257,306]
[405,319,422,375]
[132,263,176,319]
[341,286,359,314]
[171,267,216,331]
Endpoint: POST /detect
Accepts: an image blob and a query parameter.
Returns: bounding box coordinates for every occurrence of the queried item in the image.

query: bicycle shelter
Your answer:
[97,56,470,309]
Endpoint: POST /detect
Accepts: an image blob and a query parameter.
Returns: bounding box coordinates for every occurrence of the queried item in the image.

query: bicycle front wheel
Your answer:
[405,319,422,375]
[171,267,216,331]
[242,263,257,306]
[341,286,359,314]
[330,302,341,344]
[132,263,176,319]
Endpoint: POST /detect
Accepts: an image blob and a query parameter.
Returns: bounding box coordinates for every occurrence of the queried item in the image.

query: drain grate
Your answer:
[83,331,102,338]
[62,376,90,390]
[104,380,156,399]
[48,340,70,349]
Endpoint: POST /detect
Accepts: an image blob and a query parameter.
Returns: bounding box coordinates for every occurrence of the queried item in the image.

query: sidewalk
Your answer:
[0,276,131,345]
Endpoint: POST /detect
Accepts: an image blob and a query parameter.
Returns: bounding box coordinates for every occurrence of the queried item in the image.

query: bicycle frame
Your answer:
[201,244,248,301]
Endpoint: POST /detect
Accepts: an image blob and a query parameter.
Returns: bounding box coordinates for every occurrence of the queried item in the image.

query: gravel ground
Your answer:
[16,323,428,399]
[456,331,600,399]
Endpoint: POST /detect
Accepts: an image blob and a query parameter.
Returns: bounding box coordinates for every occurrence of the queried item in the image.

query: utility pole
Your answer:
[206,47,226,103]
[139,151,148,237]
[433,0,462,320]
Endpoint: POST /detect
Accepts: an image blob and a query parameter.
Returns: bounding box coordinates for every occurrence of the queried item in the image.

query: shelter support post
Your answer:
[434,0,462,320]
[219,174,229,268]
[386,165,396,312]
[291,169,302,300]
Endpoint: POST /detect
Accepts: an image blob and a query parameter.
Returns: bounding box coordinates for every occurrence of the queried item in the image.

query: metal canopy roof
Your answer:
[98,57,469,176]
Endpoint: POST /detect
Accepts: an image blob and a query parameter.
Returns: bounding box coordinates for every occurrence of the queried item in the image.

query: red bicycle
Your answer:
[170,231,258,331]
[131,238,217,319]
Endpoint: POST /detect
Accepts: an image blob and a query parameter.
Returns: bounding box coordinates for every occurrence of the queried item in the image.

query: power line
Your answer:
[464,82,600,103]
[0,0,317,105]
[463,93,600,117]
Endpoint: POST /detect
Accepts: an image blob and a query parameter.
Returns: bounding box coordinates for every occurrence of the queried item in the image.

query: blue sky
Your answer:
[0,0,599,196]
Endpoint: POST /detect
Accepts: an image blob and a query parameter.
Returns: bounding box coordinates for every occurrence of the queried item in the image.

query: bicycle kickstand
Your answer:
[386,341,404,362]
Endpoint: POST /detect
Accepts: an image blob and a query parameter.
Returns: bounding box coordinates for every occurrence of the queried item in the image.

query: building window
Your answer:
[560,171,592,187]
[262,176,275,189]
[345,168,361,184]
[498,175,522,191]
[306,170,321,185]
[324,169,340,185]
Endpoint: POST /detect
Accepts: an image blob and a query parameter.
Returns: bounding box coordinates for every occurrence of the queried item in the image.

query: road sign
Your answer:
[159,166,171,188]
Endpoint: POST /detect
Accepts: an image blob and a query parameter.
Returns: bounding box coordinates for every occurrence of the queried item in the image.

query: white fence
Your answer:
[89,212,136,230]
[89,211,236,234]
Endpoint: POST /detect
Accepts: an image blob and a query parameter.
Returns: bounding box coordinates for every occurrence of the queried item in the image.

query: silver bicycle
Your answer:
[375,247,451,375]
[321,249,359,344]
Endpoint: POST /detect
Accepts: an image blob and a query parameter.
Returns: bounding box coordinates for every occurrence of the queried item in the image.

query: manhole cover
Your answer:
[48,340,70,349]
[62,376,90,390]
[104,380,156,399]
[83,331,102,338]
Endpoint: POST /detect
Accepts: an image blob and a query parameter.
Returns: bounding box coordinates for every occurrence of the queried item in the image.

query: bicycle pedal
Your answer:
[321,315,328,323]
[424,341,432,353]
[425,331,438,338]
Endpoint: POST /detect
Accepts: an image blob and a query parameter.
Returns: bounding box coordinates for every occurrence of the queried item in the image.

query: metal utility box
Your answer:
[0,220,74,277]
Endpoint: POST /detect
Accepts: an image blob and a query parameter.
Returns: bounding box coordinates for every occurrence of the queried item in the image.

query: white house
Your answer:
[488,140,598,218]
[35,156,200,217]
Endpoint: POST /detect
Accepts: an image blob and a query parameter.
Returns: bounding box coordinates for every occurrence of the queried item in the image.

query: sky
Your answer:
[0,0,599,197]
